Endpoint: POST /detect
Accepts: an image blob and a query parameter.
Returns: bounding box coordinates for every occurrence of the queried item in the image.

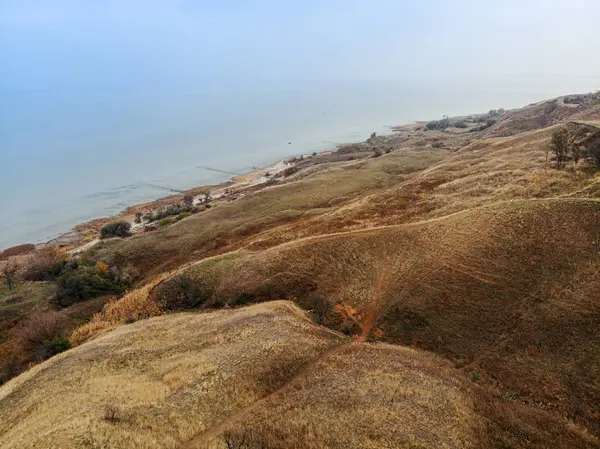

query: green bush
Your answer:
[176,211,192,221]
[100,221,131,239]
[47,337,71,355]
[55,262,127,307]
[158,218,174,227]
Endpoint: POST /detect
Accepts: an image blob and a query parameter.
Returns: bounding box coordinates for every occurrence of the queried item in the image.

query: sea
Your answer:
[0,78,595,250]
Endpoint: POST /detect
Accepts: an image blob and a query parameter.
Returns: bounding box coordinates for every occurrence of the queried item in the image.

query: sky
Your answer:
[1,0,600,93]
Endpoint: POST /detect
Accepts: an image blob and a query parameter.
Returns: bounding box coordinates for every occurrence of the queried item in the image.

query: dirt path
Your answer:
[356,269,388,342]
[151,197,599,300]
[182,342,352,449]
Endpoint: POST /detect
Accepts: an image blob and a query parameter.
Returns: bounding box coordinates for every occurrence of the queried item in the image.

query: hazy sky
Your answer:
[2,0,599,92]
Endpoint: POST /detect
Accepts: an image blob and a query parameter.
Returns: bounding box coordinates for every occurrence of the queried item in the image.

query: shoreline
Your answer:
[0,120,428,255]
[7,141,361,254]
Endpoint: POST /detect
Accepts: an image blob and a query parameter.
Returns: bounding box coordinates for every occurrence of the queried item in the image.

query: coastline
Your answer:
[13,150,324,254]
[1,123,410,255]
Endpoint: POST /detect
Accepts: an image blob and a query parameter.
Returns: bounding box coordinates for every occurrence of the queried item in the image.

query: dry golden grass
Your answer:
[199,343,484,449]
[4,112,600,448]
[90,148,449,280]
[70,273,170,345]
[0,302,343,448]
[173,198,600,443]
[4,299,593,448]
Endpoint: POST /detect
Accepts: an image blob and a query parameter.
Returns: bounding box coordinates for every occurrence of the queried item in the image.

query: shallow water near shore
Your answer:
[0,78,593,250]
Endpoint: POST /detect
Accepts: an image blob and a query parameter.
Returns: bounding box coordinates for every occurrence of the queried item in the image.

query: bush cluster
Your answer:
[54,259,128,307]
[153,274,214,310]
[23,247,66,281]
[469,119,496,132]
[143,202,196,223]
[14,311,71,361]
[425,119,450,131]
[282,166,299,177]
[100,221,131,239]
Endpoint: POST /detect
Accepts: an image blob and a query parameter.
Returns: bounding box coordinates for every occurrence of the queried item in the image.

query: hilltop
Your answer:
[1,93,600,448]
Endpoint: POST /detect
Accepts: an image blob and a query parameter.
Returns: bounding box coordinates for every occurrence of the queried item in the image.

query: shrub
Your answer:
[432,142,443,149]
[183,194,194,206]
[48,337,71,355]
[15,311,62,349]
[453,120,468,128]
[144,223,159,232]
[103,404,121,423]
[153,275,213,310]
[583,134,600,169]
[100,221,131,239]
[55,262,127,307]
[303,295,331,325]
[1,261,19,290]
[134,212,143,224]
[14,312,70,360]
[23,247,66,281]
[425,119,450,131]
[143,202,194,223]
[341,321,353,336]
[549,127,572,168]
[470,118,496,132]
[158,218,174,227]
[176,212,191,221]
[282,166,299,177]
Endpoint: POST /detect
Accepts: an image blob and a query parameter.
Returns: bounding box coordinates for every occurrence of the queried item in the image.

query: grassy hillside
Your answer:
[0,302,343,448]
[158,199,600,437]
[89,148,450,280]
[1,302,595,449]
[2,97,600,448]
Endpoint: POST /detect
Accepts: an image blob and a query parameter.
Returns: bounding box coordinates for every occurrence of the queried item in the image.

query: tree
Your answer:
[183,194,194,207]
[2,261,18,290]
[549,127,572,168]
[198,191,211,204]
[582,134,600,169]
[572,145,582,165]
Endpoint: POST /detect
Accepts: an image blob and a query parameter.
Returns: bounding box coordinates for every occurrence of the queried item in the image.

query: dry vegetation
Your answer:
[0,302,344,448]
[2,96,600,448]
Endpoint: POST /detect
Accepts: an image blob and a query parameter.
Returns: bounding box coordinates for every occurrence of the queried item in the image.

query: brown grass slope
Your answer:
[0,301,343,449]
[247,124,599,248]
[89,149,448,281]
[177,198,600,438]
[192,343,485,449]
[5,301,593,449]
[483,99,600,138]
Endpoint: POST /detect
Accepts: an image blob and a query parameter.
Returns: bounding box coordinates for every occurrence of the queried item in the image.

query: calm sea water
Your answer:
[0,79,592,250]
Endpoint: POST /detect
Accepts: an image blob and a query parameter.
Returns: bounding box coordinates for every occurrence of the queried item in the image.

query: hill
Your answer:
[1,302,595,449]
[155,198,600,437]
[1,94,600,448]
